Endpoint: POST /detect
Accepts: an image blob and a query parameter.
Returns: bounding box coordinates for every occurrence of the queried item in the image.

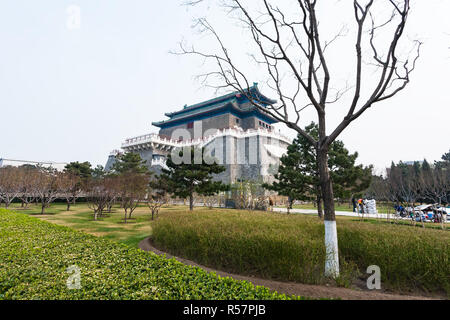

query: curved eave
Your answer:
[163,84,276,118]
[152,102,277,128]
[248,85,277,105]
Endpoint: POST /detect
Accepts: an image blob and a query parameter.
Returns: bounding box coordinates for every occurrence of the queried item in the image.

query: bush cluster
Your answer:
[152,209,450,295]
[0,209,297,300]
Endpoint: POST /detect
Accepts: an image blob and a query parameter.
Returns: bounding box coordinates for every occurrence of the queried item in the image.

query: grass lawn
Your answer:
[0,208,296,300]
[151,208,450,296]
[276,202,395,214]
[7,202,449,297]
[10,202,158,248]
[345,216,450,231]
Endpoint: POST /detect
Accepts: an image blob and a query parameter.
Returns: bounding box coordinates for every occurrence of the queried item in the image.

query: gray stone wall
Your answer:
[158,113,266,140]
[241,116,258,130]
[202,133,283,184]
[159,114,236,139]
[117,132,287,186]
[105,155,117,171]
[137,149,154,167]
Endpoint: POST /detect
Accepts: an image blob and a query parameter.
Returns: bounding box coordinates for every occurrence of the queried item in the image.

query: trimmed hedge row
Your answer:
[152,209,450,296]
[0,209,297,300]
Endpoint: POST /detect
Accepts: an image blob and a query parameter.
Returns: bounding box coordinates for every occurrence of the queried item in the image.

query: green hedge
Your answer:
[152,209,450,296]
[0,209,298,300]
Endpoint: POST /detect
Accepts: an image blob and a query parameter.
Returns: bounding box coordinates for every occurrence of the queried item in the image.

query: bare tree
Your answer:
[59,172,82,211]
[18,166,39,209]
[87,177,110,220]
[103,175,120,214]
[203,195,218,209]
[0,167,21,209]
[180,0,420,277]
[34,168,61,214]
[118,173,148,223]
[420,165,449,229]
[421,166,449,206]
[147,178,169,220]
[389,162,423,225]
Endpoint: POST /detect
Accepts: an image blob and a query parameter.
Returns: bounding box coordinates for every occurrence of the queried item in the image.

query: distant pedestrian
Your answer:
[358,198,363,214]
[352,197,357,213]
[269,198,274,211]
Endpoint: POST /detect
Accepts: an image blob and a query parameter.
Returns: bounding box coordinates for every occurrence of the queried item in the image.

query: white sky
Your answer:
[0,1,449,172]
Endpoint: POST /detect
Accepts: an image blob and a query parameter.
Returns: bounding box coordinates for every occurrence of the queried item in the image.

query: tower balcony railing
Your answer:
[121,127,292,149]
[121,133,181,148]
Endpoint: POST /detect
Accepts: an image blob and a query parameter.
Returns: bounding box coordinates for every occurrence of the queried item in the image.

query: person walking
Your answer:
[358,198,363,214]
[268,197,274,212]
[352,197,357,213]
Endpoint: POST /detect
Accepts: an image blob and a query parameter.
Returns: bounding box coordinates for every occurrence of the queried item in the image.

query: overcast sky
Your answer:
[0,0,449,172]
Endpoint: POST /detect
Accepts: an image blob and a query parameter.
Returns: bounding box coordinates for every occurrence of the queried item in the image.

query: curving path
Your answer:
[138,237,441,300]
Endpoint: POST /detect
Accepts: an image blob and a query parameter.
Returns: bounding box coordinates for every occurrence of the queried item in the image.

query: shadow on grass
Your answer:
[28,211,62,216]
[117,218,138,224]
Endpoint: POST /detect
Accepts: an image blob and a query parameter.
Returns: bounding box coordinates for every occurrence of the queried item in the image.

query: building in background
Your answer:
[106,84,291,184]
[0,158,67,171]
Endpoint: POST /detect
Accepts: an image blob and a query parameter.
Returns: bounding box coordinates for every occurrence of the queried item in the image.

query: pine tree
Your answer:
[161,146,229,211]
[64,161,93,180]
[111,152,149,175]
[265,122,372,218]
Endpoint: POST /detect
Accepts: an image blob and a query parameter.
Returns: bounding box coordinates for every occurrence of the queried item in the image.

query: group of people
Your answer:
[394,204,448,223]
[393,204,407,217]
[352,198,367,214]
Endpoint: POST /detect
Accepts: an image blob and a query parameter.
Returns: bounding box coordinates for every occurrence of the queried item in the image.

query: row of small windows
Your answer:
[186,118,270,130]
[259,120,272,130]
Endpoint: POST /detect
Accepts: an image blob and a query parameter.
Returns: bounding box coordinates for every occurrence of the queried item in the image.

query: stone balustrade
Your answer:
[121,127,292,150]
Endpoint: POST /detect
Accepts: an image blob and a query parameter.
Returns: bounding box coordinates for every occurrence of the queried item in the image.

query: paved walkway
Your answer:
[273,207,449,223]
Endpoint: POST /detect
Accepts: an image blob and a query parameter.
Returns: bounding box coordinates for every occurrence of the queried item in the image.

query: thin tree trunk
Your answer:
[286,196,291,214]
[317,194,323,219]
[317,148,339,278]
[189,194,194,211]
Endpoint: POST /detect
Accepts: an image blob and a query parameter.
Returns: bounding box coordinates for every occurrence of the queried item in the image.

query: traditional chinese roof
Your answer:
[152,83,278,128]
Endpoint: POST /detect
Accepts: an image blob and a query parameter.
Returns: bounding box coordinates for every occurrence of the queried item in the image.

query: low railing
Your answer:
[121,127,292,149]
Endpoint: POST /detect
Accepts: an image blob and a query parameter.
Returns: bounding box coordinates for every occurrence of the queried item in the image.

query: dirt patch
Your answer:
[138,237,442,300]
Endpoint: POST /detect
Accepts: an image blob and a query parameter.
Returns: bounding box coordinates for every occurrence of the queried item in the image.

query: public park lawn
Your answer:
[8,202,450,297]
[152,208,450,296]
[0,208,295,300]
[345,216,450,231]
[277,202,393,214]
[9,202,157,248]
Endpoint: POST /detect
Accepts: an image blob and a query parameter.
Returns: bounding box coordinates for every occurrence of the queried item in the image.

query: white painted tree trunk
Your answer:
[324,220,339,278]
